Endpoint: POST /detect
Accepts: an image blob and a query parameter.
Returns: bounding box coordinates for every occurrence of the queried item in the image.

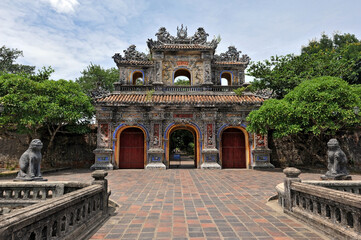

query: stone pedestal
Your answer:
[91,148,114,170]
[146,148,166,170]
[321,174,352,180]
[252,148,274,169]
[201,148,221,169]
[14,177,47,182]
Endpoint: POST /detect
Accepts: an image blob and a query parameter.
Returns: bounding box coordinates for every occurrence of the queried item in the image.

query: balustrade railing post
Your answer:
[54,184,64,197]
[92,170,110,215]
[320,203,326,218]
[330,206,336,223]
[340,209,347,226]
[283,167,302,212]
[353,214,360,232]
[312,200,318,215]
[305,197,310,211]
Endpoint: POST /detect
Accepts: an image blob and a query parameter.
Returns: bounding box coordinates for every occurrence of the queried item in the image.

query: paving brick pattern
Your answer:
[14,169,361,239]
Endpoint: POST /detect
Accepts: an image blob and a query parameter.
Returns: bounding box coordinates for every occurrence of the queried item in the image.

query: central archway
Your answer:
[169,129,196,168]
[164,123,201,168]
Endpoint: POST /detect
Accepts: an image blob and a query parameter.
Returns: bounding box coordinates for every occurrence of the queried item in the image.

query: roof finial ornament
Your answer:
[214,46,250,64]
[146,26,218,50]
[112,45,148,63]
[177,24,188,39]
[192,27,209,44]
[155,27,173,43]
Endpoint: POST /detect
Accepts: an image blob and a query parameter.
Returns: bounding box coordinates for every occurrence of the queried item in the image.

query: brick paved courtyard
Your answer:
[4,169,360,239]
[30,169,359,240]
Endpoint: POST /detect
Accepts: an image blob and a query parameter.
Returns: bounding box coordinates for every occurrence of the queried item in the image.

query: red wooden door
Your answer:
[119,128,144,169]
[221,128,246,168]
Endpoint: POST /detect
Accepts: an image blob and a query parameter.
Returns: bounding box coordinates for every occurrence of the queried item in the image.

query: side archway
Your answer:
[219,126,250,168]
[113,124,149,169]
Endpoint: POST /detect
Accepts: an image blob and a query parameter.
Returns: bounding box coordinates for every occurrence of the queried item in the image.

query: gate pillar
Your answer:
[201,122,221,169]
[145,120,166,169]
[91,108,114,170]
[146,148,166,169]
[251,134,274,169]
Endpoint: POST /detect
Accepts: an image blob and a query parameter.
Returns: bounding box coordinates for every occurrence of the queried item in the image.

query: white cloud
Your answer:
[0,0,360,82]
[0,0,139,80]
[46,0,79,14]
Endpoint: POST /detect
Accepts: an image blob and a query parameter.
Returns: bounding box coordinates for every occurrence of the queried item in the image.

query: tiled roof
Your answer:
[97,94,264,105]
[115,60,154,65]
[152,44,214,50]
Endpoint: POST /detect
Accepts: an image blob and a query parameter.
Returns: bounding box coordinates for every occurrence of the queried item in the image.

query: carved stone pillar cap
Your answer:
[283,167,301,178]
[93,148,113,154]
[148,148,164,154]
[92,170,108,180]
[201,148,219,154]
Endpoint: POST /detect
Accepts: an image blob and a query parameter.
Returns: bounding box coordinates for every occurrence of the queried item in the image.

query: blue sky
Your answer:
[1,0,361,82]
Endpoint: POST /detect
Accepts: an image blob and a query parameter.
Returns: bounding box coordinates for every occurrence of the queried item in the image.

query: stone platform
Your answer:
[4,169,360,239]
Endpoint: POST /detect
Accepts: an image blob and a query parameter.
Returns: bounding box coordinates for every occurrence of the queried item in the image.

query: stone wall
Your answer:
[269,128,361,171]
[0,129,97,170]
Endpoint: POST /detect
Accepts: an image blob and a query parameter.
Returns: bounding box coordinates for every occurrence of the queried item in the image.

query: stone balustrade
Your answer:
[278,168,361,240]
[0,170,110,240]
[113,84,242,93]
[114,85,153,92]
[0,182,89,209]
[304,180,361,194]
[291,182,361,238]
[0,182,84,200]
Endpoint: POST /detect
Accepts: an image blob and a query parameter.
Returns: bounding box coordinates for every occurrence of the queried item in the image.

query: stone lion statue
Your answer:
[15,139,44,180]
[321,138,351,180]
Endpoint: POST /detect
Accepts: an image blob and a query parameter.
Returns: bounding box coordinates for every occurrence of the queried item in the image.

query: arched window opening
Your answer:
[132,71,144,85]
[221,72,232,86]
[174,69,191,85]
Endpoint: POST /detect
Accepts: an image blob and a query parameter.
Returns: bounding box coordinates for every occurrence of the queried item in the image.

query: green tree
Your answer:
[0,73,94,153]
[170,130,194,155]
[246,77,361,138]
[248,33,361,98]
[0,45,35,75]
[248,54,305,98]
[76,63,118,96]
[301,33,359,54]
[30,66,55,82]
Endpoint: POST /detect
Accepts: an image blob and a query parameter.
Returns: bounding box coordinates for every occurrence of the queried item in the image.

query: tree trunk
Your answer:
[47,124,63,152]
